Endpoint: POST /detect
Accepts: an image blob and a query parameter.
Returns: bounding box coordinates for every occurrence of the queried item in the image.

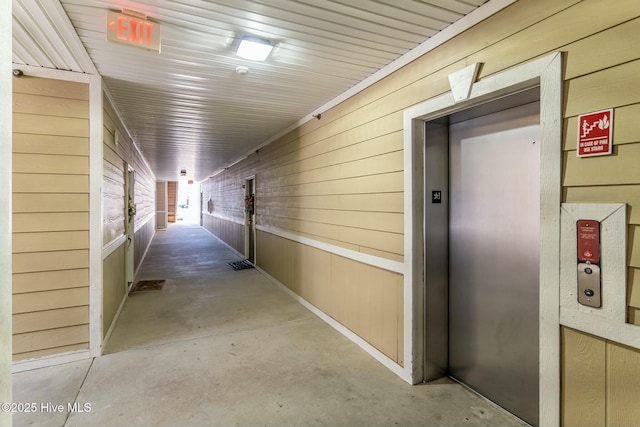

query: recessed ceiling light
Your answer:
[236,36,273,61]
[236,66,249,75]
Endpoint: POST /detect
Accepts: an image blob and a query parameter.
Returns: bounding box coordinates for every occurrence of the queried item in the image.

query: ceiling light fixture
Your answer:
[236,36,273,61]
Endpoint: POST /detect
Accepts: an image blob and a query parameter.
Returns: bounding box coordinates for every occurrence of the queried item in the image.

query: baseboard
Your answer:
[254,265,410,383]
[12,349,92,373]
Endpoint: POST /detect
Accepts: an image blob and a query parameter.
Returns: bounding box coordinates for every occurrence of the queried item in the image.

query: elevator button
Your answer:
[585,267,593,274]
[584,289,595,297]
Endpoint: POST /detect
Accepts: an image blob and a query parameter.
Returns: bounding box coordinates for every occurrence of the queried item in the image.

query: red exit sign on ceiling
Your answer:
[107,10,161,52]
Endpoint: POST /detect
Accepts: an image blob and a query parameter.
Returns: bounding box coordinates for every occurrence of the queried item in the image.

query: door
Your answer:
[125,166,135,289]
[448,99,540,426]
[244,178,255,263]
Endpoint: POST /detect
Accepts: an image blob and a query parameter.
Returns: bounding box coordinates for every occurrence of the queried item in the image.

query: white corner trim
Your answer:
[256,225,405,274]
[560,203,638,347]
[207,0,518,178]
[255,265,409,382]
[12,350,92,373]
[89,75,104,359]
[404,52,563,425]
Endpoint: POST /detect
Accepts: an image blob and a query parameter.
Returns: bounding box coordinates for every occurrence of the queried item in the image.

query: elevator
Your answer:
[424,88,540,426]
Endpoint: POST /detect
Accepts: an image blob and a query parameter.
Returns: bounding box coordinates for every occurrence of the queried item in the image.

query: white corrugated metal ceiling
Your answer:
[12,0,491,181]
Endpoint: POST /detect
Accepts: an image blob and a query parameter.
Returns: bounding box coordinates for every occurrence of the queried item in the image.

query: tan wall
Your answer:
[202,214,244,255]
[12,76,90,360]
[257,231,403,364]
[102,94,156,337]
[201,0,640,418]
[102,244,125,338]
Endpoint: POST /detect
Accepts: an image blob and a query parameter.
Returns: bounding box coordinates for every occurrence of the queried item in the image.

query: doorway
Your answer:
[244,177,255,263]
[125,166,135,290]
[424,89,540,426]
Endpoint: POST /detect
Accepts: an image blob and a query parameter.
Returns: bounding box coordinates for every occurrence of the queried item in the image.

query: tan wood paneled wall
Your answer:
[12,76,90,360]
[102,96,155,247]
[102,244,125,338]
[257,231,403,364]
[201,0,640,415]
[202,214,244,255]
[102,94,156,338]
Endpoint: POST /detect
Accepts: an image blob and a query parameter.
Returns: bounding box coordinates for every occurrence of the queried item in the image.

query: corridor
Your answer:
[13,225,527,427]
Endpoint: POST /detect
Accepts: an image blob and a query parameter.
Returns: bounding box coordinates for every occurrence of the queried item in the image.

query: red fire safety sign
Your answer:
[577,109,613,157]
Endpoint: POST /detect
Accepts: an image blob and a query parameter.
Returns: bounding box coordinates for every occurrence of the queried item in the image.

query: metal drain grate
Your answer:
[130,279,165,292]
[227,260,254,270]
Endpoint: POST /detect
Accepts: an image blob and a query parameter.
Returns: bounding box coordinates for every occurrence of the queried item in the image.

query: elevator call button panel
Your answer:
[577,220,601,308]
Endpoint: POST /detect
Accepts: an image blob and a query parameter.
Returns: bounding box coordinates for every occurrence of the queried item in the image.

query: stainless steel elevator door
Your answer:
[449,101,540,426]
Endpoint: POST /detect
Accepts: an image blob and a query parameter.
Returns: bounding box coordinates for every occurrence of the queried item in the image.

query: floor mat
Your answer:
[227,260,254,270]
[130,279,165,292]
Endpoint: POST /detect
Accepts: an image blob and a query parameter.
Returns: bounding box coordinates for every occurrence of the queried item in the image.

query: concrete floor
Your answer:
[13,224,529,427]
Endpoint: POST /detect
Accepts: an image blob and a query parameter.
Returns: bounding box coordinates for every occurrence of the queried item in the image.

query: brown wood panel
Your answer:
[13,343,88,361]
[12,269,88,294]
[13,324,89,355]
[13,287,89,314]
[13,133,89,156]
[561,327,606,427]
[12,193,89,213]
[14,113,89,138]
[13,173,89,193]
[563,143,640,187]
[13,153,88,175]
[13,93,89,119]
[168,181,177,222]
[13,212,89,232]
[13,306,89,335]
[12,250,88,274]
[12,77,88,100]
[13,231,89,253]
[607,341,640,426]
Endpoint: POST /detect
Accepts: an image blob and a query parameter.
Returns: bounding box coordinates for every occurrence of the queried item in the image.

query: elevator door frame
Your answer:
[402,52,562,426]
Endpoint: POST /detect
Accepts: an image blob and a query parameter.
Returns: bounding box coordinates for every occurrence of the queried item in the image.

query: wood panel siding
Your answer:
[562,327,640,427]
[202,214,244,255]
[199,0,640,417]
[102,94,156,339]
[256,230,403,364]
[12,76,90,360]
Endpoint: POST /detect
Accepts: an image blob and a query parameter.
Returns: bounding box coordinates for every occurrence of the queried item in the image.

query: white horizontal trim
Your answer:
[12,349,91,373]
[102,234,126,259]
[11,63,92,83]
[256,225,405,274]
[204,211,245,227]
[133,212,155,233]
[256,265,409,383]
[210,0,517,177]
